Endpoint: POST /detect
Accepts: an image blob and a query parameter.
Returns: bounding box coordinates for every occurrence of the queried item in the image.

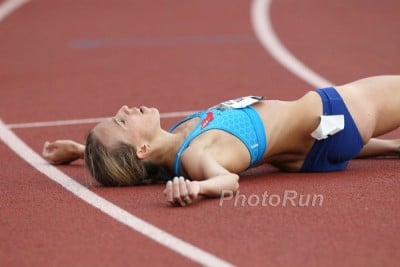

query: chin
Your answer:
[152,107,160,115]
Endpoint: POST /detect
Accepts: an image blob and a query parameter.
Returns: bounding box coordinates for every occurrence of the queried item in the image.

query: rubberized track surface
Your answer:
[1,0,399,266]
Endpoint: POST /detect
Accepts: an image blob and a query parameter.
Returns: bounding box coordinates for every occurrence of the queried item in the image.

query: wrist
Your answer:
[69,142,84,159]
[77,144,85,159]
[190,180,202,197]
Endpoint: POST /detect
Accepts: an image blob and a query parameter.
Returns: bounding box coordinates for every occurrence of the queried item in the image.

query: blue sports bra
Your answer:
[169,100,268,176]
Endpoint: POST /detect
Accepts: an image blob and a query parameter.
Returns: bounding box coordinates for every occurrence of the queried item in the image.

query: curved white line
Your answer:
[251,0,332,88]
[0,120,235,267]
[0,2,235,266]
[0,0,30,22]
[7,110,198,129]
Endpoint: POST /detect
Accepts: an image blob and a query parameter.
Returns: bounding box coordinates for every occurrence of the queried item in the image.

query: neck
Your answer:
[147,129,185,171]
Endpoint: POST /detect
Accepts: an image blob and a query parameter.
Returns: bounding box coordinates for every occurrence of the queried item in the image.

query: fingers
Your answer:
[179,178,191,205]
[164,181,173,202]
[172,177,182,205]
[164,177,194,207]
[43,141,50,153]
[41,140,76,165]
[42,141,55,159]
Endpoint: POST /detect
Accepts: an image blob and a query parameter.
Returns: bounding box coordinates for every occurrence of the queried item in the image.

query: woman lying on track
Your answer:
[43,75,400,206]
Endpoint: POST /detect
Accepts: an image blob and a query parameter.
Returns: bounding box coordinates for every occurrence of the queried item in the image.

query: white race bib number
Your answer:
[210,96,264,110]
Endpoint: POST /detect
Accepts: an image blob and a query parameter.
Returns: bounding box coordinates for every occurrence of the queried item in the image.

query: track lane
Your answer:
[1,0,400,266]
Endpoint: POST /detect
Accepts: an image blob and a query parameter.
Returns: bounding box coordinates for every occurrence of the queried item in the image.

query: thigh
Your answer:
[336,75,400,142]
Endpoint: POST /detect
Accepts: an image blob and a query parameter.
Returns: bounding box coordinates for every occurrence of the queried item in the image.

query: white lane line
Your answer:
[7,110,197,129]
[69,34,256,49]
[251,0,332,88]
[0,120,235,267]
[0,1,234,266]
[0,0,29,22]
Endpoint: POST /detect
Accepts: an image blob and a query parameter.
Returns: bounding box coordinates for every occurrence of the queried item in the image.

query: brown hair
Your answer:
[84,131,165,186]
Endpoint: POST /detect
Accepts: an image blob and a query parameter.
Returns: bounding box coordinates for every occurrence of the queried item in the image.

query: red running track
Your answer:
[1,0,399,266]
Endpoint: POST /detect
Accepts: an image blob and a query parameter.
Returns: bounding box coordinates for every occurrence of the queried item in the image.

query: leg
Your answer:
[357,138,400,158]
[336,75,400,143]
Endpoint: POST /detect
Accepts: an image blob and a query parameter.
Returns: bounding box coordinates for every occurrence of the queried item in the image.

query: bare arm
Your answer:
[163,152,239,206]
[197,173,239,197]
[42,140,85,164]
[164,174,238,206]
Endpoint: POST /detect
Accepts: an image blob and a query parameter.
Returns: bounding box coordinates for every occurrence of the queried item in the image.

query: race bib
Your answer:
[210,96,264,110]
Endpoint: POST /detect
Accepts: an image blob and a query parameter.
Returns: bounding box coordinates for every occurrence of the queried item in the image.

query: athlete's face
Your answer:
[93,105,161,148]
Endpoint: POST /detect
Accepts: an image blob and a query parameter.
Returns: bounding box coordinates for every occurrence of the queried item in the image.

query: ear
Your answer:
[136,144,150,159]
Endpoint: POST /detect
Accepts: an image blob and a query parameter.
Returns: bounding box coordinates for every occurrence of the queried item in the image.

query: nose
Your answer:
[117,105,131,116]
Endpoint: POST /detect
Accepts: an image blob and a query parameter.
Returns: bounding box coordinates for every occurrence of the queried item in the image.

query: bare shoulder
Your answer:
[180,144,237,181]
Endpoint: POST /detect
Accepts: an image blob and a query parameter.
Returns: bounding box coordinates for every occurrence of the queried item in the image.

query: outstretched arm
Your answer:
[42,140,85,164]
[163,152,239,206]
[357,138,400,158]
[164,174,239,206]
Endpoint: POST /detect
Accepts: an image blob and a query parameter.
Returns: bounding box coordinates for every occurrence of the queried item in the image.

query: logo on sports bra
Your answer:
[201,111,214,129]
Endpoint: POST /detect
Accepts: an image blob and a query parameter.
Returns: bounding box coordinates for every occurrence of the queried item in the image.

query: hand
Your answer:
[163,177,200,206]
[42,140,83,165]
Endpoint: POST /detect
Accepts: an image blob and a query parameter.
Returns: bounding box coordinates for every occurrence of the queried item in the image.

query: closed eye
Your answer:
[112,117,126,126]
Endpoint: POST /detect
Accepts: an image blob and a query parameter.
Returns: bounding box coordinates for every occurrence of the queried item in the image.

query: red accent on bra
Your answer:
[201,111,214,129]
